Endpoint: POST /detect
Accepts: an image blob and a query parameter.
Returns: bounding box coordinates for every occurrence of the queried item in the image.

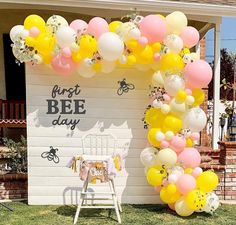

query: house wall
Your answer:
[26,65,157,205]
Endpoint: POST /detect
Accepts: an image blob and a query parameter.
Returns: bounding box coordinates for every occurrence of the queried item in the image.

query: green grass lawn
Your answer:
[0,201,235,225]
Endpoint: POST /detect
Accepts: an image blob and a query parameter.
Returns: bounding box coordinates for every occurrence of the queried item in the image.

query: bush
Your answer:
[3,136,27,173]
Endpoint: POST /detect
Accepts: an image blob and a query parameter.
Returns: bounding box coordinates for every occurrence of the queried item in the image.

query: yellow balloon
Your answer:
[72,52,82,62]
[35,33,55,54]
[185,189,206,210]
[40,52,52,65]
[148,128,161,147]
[152,42,162,52]
[135,45,153,64]
[79,35,97,57]
[160,186,181,204]
[92,63,102,72]
[109,21,122,32]
[156,14,165,20]
[184,168,193,174]
[180,47,190,57]
[147,167,165,186]
[24,14,46,32]
[145,108,165,128]
[176,90,187,102]
[186,138,194,147]
[126,39,139,52]
[126,54,136,66]
[192,89,205,106]
[196,171,219,193]
[25,36,36,47]
[167,184,177,195]
[160,53,184,73]
[162,115,182,134]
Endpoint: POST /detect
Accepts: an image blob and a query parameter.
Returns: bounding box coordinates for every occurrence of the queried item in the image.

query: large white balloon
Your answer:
[183,107,207,132]
[157,148,177,167]
[56,26,76,48]
[140,147,159,167]
[175,197,194,217]
[77,61,95,78]
[201,192,220,214]
[164,75,185,96]
[98,32,124,61]
[164,34,183,54]
[166,11,188,34]
[10,25,24,42]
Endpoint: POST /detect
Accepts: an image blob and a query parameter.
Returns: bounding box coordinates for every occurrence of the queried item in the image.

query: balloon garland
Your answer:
[10,11,219,216]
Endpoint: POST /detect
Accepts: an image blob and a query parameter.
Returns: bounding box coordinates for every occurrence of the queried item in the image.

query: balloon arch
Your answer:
[10,11,219,216]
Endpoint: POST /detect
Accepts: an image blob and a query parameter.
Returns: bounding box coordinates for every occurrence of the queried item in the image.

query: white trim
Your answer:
[212,22,221,150]
[0,0,236,17]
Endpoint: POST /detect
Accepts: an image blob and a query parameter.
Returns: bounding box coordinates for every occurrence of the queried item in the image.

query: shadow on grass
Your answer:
[56,205,117,221]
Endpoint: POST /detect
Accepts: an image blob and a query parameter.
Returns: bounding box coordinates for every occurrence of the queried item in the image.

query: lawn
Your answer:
[0,201,235,225]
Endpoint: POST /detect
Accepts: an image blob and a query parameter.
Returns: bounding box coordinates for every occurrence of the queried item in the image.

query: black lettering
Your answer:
[61,99,73,114]
[74,99,86,114]
[47,100,59,114]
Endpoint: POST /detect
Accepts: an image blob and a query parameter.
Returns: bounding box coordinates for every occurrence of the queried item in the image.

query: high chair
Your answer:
[73,133,122,224]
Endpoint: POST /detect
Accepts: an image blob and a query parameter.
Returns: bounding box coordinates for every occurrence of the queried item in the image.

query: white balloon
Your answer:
[56,26,76,48]
[119,55,127,64]
[155,131,165,141]
[70,42,80,52]
[201,192,220,214]
[77,61,95,78]
[10,25,24,42]
[33,54,43,64]
[152,99,163,108]
[175,197,194,217]
[98,32,124,61]
[116,22,137,41]
[19,29,29,39]
[152,71,165,87]
[164,34,183,54]
[183,107,207,132]
[157,148,177,167]
[140,147,159,167]
[168,166,184,178]
[168,174,178,184]
[165,131,174,140]
[130,27,141,39]
[164,75,185,96]
[186,96,195,105]
[161,104,170,114]
[101,60,116,73]
[46,15,68,34]
[170,98,186,114]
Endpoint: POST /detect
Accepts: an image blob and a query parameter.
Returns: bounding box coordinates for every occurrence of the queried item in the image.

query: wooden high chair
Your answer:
[73,133,122,224]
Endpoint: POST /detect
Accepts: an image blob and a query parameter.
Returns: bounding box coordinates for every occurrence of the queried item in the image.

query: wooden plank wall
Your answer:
[26,65,161,205]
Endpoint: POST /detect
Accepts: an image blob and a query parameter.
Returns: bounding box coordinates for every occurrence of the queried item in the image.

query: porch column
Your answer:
[212,22,221,149]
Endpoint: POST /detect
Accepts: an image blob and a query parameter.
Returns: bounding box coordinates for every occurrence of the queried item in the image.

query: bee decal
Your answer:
[41,146,60,164]
[117,78,135,96]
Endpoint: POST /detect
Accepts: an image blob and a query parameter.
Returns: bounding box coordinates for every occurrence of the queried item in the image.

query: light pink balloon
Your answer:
[168,203,175,211]
[154,186,161,193]
[138,36,148,46]
[184,60,213,89]
[162,178,168,186]
[139,15,167,43]
[51,54,76,75]
[180,26,200,48]
[163,94,171,102]
[70,19,88,35]
[192,167,203,177]
[185,88,192,95]
[176,174,196,195]
[190,132,200,141]
[87,17,109,39]
[161,140,170,148]
[62,47,72,58]
[29,26,40,37]
[170,135,186,153]
[154,53,161,61]
[177,147,201,168]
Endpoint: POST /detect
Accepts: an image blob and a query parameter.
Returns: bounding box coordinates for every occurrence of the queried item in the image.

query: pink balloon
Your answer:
[51,54,76,75]
[163,94,171,102]
[87,17,109,39]
[184,60,213,89]
[170,135,186,153]
[154,186,161,193]
[70,19,88,35]
[139,15,167,43]
[185,88,192,95]
[161,140,170,148]
[138,36,148,46]
[168,203,175,211]
[190,132,200,141]
[176,174,196,195]
[162,178,168,186]
[180,26,200,48]
[62,47,72,58]
[154,53,161,61]
[177,147,201,168]
[29,26,40,37]
[192,167,203,177]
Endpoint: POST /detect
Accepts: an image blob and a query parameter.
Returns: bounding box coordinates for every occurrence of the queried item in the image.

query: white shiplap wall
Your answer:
[26,64,161,205]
